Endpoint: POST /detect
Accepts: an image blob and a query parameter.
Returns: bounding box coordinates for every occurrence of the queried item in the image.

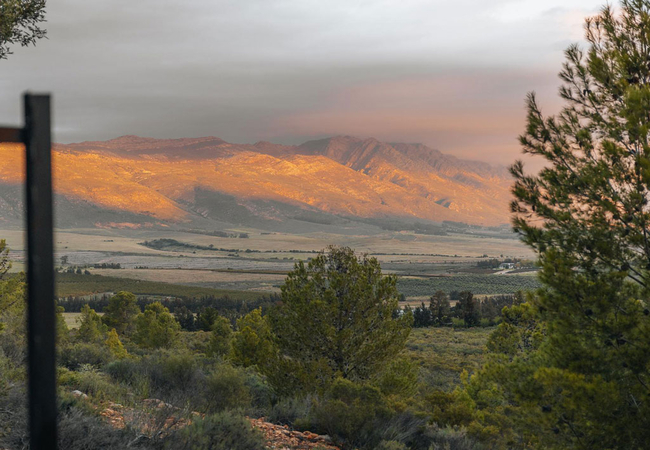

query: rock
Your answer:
[71,390,88,399]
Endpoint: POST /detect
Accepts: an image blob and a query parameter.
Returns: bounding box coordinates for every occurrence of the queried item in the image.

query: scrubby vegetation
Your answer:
[4,245,493,449]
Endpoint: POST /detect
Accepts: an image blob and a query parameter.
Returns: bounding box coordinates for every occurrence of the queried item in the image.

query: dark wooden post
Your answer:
[24,93,58,450]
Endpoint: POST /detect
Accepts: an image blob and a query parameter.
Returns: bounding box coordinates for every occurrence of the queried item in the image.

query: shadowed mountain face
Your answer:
[0,135,513,228]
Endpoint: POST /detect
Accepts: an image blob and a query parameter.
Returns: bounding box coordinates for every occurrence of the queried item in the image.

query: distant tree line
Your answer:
[140,239,255,253]
[182,229,250,238]
[56,266,92,275]
[57,293,281,318]
[407,291,523,328]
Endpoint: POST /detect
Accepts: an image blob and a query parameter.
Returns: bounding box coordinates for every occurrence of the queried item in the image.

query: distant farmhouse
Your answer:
[498,262,515,270]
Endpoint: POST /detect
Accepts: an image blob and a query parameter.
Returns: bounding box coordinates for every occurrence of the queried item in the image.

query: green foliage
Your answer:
[105,328,127,359]
[0,266,25,337]
[204,363,252,413]
[102,291,140,335]
[174,305,196,331]
[197,306,220,331]
[75,304,107,342]
[166,411,265,450]
[58,367,128,402]
[268,246,412,394]
[105,351,203,403]
[56,304,69,344]
[58,342,112,370]
[133,301,180,349]
[462,2,650,448]
[405,327,491,392]
[0,0,46,59]
[373,357,419,400]
[308,378,392,449]
[230,308,276,368]
[206,316,232,357]
[430,290,451,326]
[0,239,11,277]
[456,292,480,328]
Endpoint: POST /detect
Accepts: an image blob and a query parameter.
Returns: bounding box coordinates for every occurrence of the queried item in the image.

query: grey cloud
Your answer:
[0,0,603,165]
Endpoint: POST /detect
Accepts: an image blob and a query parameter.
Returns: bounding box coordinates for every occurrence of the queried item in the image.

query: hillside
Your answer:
[0,135,512,228]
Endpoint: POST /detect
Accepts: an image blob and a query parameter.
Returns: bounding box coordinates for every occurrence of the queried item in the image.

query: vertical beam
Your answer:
[24,93,57,450]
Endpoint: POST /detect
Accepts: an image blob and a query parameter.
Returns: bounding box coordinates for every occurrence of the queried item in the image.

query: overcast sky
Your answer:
[0,0,605,165]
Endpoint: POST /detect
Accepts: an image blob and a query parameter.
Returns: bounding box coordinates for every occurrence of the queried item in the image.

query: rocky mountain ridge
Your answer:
[0,135,513,228]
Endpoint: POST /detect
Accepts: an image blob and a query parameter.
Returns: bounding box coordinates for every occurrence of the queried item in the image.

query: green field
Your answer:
[55,272,265,300]
[397,274,541,297]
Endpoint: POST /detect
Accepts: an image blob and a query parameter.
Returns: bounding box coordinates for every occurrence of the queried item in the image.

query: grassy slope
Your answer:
[405,326,492,391]
[55,272,264,300]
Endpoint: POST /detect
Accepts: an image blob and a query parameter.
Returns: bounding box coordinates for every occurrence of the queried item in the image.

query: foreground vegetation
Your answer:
[4,246,492,449]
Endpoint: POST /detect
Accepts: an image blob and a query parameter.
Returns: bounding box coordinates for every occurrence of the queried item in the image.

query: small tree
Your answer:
[429,290,451,326]
[102,291,140,335]
[76,304,107,342]
[105,328,127,359]
[268,246,412,393]
[174,305,196,331]
[455,291,480,327]
[206,316,232,357]
[133,302,180,349]
[413,302,433,327]
[197,307,220,332]
[230,308,276,368]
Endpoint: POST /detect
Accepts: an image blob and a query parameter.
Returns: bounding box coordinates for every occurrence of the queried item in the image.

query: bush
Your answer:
[242,368,276,414]
[59,407,144,449]
[308,379,392,449]
[203,363,251,413]
[105,352,205,404]
[267,395,314,426]
[206,316,232,357]
[58,368,128,402]
[105,358,142,384]
[165,412,264,450]
[59,342,112,370]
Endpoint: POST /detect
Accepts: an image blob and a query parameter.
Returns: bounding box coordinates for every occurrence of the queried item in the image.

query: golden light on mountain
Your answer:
[0,135,513,227]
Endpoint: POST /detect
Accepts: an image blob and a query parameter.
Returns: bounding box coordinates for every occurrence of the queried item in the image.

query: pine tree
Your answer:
[268,246,412,393]
[76,304,107,342]
[429,290,451,326]
[103,291,140,335]
[133,302,180,349]
[462,2,650,448]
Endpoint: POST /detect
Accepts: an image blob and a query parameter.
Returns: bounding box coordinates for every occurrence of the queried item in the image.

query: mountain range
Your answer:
[0,135,513,230]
